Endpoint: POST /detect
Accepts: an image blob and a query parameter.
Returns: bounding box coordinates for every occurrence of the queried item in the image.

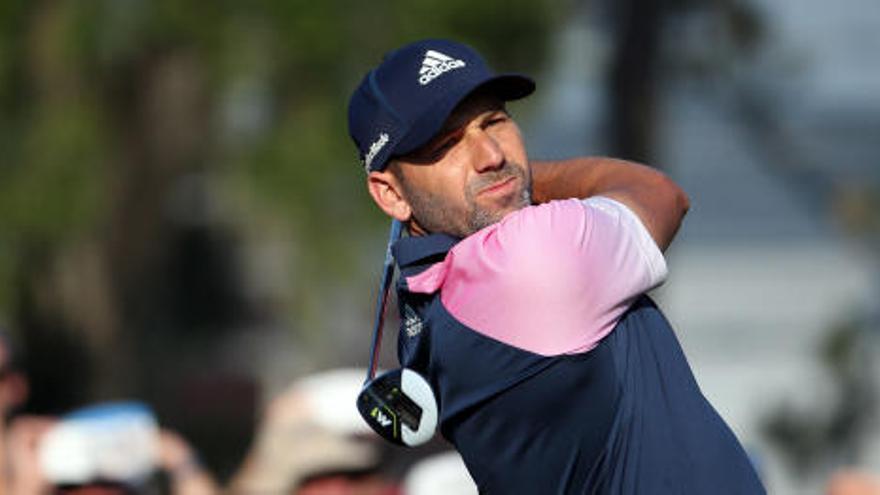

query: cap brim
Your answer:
[394,73,535,158]
[482,73,536,102]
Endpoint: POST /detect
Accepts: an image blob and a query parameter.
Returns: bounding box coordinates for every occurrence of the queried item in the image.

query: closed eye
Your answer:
[434,134,459,153]
[484,111,510,127]
[403,128,463,163]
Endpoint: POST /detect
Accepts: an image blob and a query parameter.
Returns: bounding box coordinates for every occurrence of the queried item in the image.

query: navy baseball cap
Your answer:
[348,39,535,172]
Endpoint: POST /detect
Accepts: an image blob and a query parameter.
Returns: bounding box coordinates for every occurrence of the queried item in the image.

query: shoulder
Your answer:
[424,197,667,355]
[462,199,592,265]
[400,200,587,295]
[437,199,602,303]
[451,197,641,277]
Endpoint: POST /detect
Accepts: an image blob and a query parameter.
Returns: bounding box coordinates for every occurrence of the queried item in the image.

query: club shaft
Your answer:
[366,219,403,381]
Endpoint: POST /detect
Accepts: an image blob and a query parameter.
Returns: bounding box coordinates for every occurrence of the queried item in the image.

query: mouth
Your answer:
[477,176,518,197]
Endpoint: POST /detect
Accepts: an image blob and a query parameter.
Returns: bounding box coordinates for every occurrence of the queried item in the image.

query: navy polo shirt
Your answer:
[391,198,765,494]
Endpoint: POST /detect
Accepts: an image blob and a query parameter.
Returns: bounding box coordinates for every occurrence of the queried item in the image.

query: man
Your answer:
[348,39,765,494]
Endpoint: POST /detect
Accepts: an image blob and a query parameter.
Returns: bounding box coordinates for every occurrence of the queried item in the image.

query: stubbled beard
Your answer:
[400,161,532,238]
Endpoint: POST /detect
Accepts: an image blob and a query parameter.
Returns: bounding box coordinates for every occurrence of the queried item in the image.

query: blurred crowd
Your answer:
[0,333,475,495]
[3,326,880,495]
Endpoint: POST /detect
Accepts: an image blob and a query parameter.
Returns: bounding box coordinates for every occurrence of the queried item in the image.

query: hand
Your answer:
[157,430,198,476]
[157,429,219,495]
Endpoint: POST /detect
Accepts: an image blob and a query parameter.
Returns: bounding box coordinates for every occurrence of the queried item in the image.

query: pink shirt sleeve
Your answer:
[404,197,668,356]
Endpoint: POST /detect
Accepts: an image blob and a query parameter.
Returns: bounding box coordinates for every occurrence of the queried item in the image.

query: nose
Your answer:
[468,128,504,173]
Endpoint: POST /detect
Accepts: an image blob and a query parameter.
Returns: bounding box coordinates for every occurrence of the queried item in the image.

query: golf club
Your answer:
[357,219,438,447]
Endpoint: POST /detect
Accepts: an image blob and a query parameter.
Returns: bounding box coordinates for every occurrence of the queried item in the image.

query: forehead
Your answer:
[389,90,507,169]
[437,91,506,135]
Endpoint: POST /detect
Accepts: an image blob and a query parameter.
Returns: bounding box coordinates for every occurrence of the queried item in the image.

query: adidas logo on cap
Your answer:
[418,50,466,86]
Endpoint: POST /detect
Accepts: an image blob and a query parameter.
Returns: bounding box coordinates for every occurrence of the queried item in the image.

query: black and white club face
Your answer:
[357,368,438,446]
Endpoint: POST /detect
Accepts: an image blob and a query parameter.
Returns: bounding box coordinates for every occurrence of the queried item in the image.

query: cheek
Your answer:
[403,167,468,214]
[434,181,471,216]
[508,134,528,165]
[492,127,527,166]
[423,165,470,205]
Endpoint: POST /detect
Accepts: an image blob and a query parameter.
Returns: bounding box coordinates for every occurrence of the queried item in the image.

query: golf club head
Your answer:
[358,368,438,447]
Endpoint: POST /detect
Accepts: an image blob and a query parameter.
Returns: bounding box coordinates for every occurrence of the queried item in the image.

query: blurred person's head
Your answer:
[230,369,399,495]
[403,451,477,495]
[0,329,29,418]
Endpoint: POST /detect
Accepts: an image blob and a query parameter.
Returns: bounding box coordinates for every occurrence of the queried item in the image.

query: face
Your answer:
[376,92,531,238]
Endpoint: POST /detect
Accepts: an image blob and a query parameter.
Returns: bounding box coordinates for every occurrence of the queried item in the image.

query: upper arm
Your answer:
[531,157,690,252]
[597,173,690,252]
[434,198,667,355]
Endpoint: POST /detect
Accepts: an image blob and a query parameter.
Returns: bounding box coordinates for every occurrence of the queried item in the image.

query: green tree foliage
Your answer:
[0,0,569,395]
[0,0,569,472]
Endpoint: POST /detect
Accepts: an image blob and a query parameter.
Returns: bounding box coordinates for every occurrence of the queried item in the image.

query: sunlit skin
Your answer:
[368,91,532,238]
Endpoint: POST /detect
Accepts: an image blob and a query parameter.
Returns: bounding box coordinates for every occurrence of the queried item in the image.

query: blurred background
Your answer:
[0,0,878,493]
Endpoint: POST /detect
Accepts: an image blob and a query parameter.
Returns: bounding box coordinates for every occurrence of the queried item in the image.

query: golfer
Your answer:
[348,38,765,494]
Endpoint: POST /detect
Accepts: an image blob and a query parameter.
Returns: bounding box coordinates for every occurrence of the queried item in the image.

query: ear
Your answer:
[367,170,412,222]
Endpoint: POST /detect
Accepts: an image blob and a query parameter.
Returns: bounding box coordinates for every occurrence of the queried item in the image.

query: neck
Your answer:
[406,219,428,237]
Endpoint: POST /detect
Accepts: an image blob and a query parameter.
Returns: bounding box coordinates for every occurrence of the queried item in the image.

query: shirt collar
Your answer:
[392,233,460,270]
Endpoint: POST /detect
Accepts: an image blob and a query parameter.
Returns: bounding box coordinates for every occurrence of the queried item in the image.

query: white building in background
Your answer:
[526,2,880,493]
